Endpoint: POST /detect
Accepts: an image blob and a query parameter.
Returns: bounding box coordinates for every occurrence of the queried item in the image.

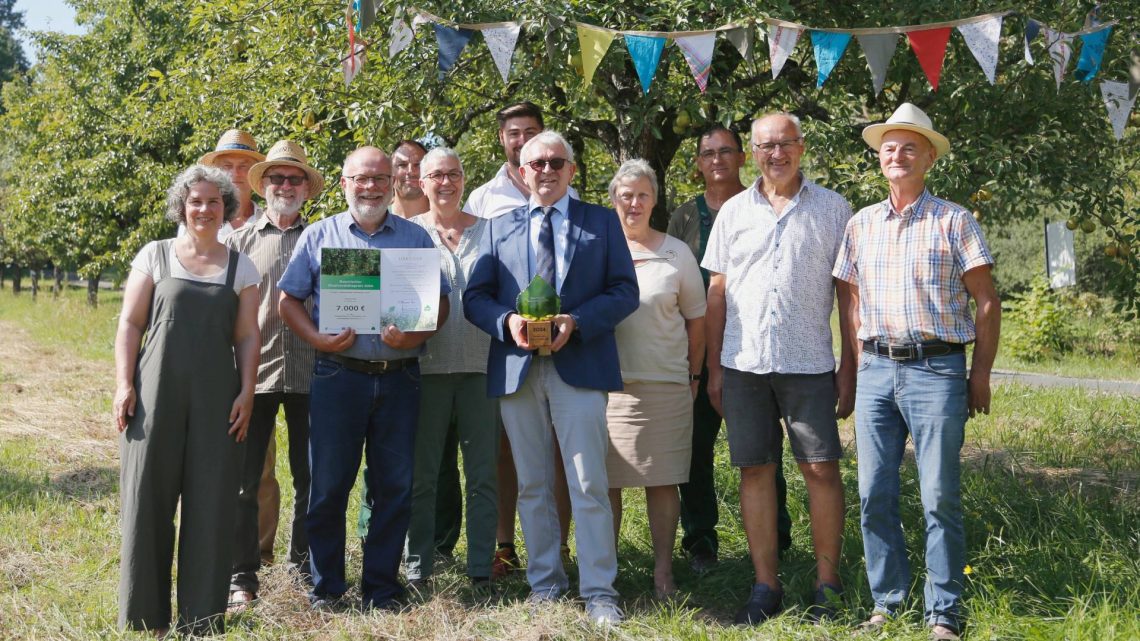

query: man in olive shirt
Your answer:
[667,125,792,574]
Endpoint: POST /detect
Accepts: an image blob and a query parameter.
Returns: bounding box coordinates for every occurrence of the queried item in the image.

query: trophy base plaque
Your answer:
[526,320,553,356]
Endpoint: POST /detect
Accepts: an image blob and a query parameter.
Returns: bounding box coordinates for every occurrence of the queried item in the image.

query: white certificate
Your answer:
[379,248,441,331]
[319,248,383,334]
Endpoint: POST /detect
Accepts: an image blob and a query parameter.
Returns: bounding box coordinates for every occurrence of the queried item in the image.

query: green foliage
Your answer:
[1003,276,1077,361]
[515,275,560,319]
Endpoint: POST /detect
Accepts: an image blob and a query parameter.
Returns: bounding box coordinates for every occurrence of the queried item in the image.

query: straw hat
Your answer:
[199,129,266,165]
[862,103,950,158]
[247,140,326,197]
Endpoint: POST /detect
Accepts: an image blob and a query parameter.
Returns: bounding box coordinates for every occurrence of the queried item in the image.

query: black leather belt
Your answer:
[863,340,965,361]
[320,353,417,374]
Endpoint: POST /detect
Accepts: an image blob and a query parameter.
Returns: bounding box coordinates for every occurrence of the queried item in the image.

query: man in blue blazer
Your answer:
[464,131,638,626]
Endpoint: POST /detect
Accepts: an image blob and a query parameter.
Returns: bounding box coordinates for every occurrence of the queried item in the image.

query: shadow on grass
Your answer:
[0,464,117,510]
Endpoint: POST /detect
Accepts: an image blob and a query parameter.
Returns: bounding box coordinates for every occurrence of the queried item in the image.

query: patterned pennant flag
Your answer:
[434,24,475,75]
[1024,18,1041,64]
[957,16,1003,84]
[1100,80,1137,140]
[907,27,952,90]
[388,11,414,58]
[624,34,667,94]
[810,31,851,88]
[1043,28,1073,89]
[768,24,803,79]
[1074,26,1112,83]
[577,24,616,86]
[676,32,718,93]
[483,23,522,84]
[857,33,899,96]
[725,25,755,66]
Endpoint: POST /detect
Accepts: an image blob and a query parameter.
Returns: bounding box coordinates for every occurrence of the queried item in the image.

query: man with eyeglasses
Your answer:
[666,125,794,576]
[464,131,638,627]
[391,139,430,218]
[834,103,999,641]
[224,140,322,611]
[703,113,855,624]
[277,145,451,612]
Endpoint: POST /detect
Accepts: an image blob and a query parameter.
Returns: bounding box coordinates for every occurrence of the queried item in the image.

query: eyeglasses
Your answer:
[424,171,463,184]
[265,174,308,186]
[344,174,392,188]
[752,138,803,154]
[698,147,741,160]
[526,158,570,172]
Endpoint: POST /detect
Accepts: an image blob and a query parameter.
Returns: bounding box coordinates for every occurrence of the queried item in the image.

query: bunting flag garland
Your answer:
[1074,26,1112,83]
[344,6,365,86]
[957,16,1002,84]
[388,9,414,58]
[624,34,667,94]
[1100,80,1137,140]
[434,24,475,75]
[577,24,616,86]
[810,31,851,88]
[675,33,718,93]
[906,27,952,90]
[482,23,523,84]
[857,33,898,96]
[1043,28,1073,89]
[769,24,802,79]
[1024,19,1041,64]
[725,25,756,67]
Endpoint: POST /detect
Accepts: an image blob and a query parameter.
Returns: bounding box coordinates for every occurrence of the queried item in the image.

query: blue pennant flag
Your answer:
[624,34,667,95]
[434,24,475,76]
[810,31,852,88]
[1074,26,1112,83]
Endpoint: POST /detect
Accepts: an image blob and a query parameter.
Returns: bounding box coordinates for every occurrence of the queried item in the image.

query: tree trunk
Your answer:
[53,267,64,297]
[11,264,22,294]
[87,275,100,308]
[0,264,5,289]
[30,269,40,300]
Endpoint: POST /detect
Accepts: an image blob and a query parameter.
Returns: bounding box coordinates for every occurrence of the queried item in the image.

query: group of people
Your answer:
[112,101,999,641]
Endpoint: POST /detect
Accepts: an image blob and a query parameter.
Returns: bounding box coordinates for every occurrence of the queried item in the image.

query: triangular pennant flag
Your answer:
[434,24,475,75]
[768,24,803,79]
[675,32,718,93]
[343,42,366,86]
[624,34,667,94]
[411,13,429,28]
[354,0,376,33]
[810,31,851,88]
[857,33,899,96]
[957,16,1003,84]
[388,11,414,58]
[483,23,522,84]
[1075,26,1112,83]
[907,27,952,90]
[1043,28,1073,89]
[577,24,616,86]
[1130,52,1140,99]
[1024,18,1041,64]
[725,25,755,66]
[1100,80,1138,140]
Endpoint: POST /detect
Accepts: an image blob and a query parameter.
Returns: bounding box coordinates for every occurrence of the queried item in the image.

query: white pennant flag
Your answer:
[343,41,367,87]
[857,33,898,96]
[482,23,522,84]
[388,13,414,58]
[1044,28,1073,89]
[768,24,803,79]
[1100,80,1137,140]
[957,16,1003,84]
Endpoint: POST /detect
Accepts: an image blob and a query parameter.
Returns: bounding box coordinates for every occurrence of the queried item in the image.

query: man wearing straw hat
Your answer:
[833,103,1000,641]
[199,129,266,238]
[224,140,323,611]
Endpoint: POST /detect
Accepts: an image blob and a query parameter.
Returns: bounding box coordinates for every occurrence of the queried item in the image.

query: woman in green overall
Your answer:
[113,165,261,636]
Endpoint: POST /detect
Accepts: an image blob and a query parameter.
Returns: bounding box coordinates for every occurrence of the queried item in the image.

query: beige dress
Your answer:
[606,234,707,487]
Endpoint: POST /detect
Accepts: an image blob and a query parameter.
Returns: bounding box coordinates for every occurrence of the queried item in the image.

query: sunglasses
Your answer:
[526,158,570,172]
[265,174,308,186]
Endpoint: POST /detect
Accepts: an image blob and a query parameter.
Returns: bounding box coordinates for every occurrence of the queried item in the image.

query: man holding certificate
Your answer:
[277,145,450,613]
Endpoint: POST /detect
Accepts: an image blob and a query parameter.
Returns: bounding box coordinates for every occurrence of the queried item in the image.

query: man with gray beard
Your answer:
[278,145,451,611]
[225,141,323,610]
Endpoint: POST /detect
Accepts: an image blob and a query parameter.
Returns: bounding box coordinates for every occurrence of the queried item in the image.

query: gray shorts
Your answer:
[722,368,842,466]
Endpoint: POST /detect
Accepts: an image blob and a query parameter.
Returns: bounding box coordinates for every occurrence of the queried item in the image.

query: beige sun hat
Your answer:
[199,129,266,165]
[247,140,326,197]
[862,103,950,158]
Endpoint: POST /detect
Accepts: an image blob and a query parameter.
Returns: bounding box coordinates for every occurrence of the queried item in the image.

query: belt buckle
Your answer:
[887,344,913,361]
[373,359,392,373]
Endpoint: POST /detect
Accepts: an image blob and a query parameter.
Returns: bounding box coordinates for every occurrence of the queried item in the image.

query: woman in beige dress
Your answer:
[606,159,706,598]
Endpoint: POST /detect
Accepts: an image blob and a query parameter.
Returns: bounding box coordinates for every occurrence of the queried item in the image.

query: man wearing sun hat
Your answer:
[199,129,267,238]
[832,103,1001,641]
[224,140,324,611]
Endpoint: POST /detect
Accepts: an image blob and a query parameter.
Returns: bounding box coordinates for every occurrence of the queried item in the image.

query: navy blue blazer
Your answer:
[463,198,639,397]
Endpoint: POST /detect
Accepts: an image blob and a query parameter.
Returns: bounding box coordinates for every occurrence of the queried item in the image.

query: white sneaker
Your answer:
[585,595,624,627]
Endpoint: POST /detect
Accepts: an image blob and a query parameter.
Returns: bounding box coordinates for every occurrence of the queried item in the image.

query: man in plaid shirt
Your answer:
[833,103,1001,641]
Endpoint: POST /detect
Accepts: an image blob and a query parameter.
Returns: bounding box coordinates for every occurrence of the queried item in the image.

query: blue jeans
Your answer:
[306,358,420,607]
[855,351,967,630]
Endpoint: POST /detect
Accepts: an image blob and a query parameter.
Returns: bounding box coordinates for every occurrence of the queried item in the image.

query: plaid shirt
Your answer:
[832,190,993,344]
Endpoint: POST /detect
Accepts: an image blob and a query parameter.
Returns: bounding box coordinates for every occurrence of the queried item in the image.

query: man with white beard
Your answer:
[225,140,323,610]
[278,145,451,611]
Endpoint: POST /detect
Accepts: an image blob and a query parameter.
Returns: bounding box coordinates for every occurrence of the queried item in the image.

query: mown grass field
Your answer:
[0,285,1137,640]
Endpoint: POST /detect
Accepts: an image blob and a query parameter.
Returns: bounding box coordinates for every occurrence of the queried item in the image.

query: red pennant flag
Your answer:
[907,27,952,90]
[346,6,357,72]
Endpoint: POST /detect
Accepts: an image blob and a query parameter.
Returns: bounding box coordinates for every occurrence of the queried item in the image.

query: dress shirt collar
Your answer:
[341,209,397,236]
[528,192,572,220]
[884,188,932,220]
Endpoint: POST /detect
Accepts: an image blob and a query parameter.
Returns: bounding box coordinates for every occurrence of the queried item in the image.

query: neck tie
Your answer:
[536,206,556,286]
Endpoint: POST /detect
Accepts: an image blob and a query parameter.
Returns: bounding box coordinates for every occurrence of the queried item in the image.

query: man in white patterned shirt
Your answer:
[703,113,856,625]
